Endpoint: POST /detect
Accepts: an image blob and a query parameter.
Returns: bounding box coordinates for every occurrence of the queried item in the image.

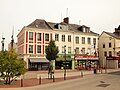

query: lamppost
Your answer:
[74,48,77,69]
[1,37,5,51]
[64,45,66,80]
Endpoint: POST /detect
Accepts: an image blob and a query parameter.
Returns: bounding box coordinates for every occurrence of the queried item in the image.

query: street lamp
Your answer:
[64,45,66,80]
[1,37,5,51]
[74,48,77,69]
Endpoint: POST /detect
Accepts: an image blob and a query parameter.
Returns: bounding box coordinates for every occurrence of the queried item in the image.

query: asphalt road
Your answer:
[1,71,120,90]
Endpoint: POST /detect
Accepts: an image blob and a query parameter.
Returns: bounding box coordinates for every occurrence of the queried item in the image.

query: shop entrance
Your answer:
[55,60,72,69]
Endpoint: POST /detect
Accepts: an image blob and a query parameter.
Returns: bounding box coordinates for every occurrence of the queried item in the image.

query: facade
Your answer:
[99,25,120,69]
[17,17,99,70]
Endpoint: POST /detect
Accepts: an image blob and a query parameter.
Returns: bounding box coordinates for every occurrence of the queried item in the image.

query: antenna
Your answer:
[66,8,68,17]
[79,20,81,25]
[11,26,14,40]
[61,12,62,22]
[11,26,14,49]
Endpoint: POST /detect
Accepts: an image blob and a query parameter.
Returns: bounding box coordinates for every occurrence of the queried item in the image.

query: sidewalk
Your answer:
[0,68,119,88]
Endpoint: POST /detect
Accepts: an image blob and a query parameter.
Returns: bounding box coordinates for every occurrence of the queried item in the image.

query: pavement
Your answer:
[0,68,120,89]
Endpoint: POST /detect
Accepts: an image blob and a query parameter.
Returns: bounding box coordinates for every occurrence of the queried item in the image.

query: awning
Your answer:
[29,58,49,63]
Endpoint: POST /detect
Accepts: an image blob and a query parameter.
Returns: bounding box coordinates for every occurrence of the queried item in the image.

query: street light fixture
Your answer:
[1,37,5,51]
[64,45,66,80]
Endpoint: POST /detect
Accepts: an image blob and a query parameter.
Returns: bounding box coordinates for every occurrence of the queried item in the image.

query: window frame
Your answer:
[68,47,71,54]
[103,44,105,48]
[29,32,33,40]
[55,34,59,41]
[62,35,65,42]
[29,45,33,53]
[68,35,71,42]
[76,36,79,44]
[109,42,112,48]
[82,37,85,44]
[45,33,49,41]
[87,37,91,44]
[37,33,41,41]
[37,45,41,53]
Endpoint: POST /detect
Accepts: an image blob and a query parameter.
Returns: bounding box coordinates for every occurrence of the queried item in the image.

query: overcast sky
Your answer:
[0,0,120,50]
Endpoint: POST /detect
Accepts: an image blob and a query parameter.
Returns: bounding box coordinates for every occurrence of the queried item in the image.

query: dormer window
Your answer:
[83,27,86,32]
[79,26,90,33]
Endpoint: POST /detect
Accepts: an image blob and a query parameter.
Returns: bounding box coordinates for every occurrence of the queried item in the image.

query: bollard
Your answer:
[53,75,55,82]
[48,73,49,79]
[21,78,23,87]
[81,71,83,77]
[39,75,42,85]
[101,68,103,74]
[64,73,66,80]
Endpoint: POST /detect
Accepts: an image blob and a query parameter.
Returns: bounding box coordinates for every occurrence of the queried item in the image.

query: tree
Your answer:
[45,40,59,78]
[0,49,26,84]
[45,40,59,61]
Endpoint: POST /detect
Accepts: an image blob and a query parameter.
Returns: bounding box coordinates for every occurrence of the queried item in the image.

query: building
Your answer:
[99,25,120,69]
[17,17,99,70]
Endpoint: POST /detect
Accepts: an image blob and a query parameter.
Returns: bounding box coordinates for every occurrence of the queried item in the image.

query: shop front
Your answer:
[56,54,75,70]
[75,55,99,70]
[106,56,120,69]
[28,58,49,71]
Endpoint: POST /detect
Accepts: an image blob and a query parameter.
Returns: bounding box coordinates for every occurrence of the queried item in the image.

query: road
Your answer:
[1,71,120,90]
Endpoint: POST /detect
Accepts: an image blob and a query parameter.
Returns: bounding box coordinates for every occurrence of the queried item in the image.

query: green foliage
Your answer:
[0,49,26,84]
[45,40,59,61]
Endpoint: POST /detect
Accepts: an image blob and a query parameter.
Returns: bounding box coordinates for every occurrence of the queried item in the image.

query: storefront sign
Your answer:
[106,56,120,61]
[75,56,98,60]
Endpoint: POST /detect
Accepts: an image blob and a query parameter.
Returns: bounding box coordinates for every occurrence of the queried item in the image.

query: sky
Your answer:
[0,0,120,50]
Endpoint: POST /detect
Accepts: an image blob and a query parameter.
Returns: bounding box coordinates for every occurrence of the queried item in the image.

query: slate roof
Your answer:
[103,31,120,39]
[27,19,99,35]
[27,19,53,30]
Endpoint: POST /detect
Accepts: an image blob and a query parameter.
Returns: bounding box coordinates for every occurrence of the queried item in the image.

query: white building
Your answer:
[17,17,99,70]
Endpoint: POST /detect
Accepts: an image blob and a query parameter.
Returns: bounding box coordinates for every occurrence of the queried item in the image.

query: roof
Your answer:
[27,19,53,30]
[26,19,99,35]
[103,31,120,39]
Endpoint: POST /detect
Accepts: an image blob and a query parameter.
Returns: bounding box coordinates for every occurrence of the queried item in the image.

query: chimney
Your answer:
[63,17,69,24]
[114,25,120,36]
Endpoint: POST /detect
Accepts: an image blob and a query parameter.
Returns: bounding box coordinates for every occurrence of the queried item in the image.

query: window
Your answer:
[82,37,85,44]
[87,38,91,44]
[76,37,79,44]
[68,47,71,53]
[55,34,59,41]
[45,34,49,41]
[109,51,112,57]
[62,35,65,42]
[37,45,41,53]
[82,48,85,54]
[104,51,107,57]
[103,44,105,48]
[62,46,65,53]
[29,45,33,53]
[37,33,41,41]
[76,47,79,54]
[93,38,96,45]
[109,42,112,48]
[29,32,33,40]
[68,35,71,42]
